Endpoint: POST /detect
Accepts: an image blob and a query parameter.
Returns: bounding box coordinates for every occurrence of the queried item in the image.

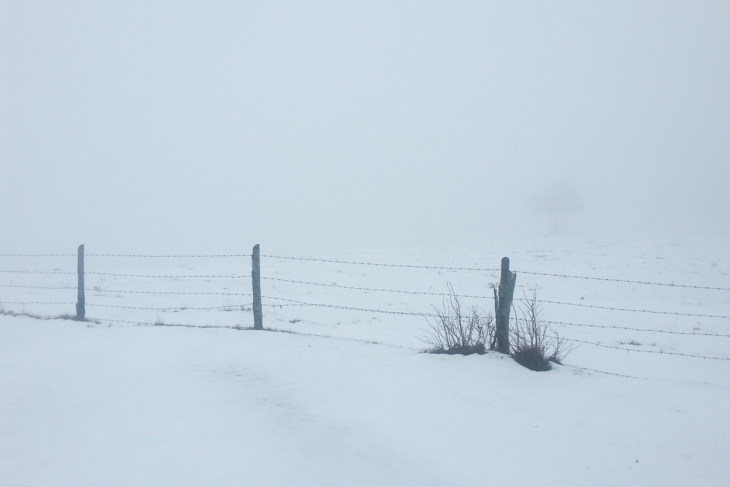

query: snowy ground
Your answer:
[2,235,729,486]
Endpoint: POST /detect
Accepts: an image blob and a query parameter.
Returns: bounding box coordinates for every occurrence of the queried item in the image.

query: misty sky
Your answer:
[1,1,728,254]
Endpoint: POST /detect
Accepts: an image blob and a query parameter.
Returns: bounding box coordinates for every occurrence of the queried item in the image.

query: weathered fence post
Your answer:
[494,256,516,354]
[251,244,263,330]
[76,244,85,320]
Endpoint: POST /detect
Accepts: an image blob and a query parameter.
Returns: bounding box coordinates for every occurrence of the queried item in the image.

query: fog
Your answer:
[2,1,728,254]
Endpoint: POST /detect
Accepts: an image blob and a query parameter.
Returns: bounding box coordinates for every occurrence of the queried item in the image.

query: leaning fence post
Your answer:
[75,244,85,320]
[251,244,263,330]
[494,256,516,354]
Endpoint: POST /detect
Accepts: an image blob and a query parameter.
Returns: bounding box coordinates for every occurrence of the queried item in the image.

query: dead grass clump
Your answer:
[512,346,552,371]
[0,307,89,322]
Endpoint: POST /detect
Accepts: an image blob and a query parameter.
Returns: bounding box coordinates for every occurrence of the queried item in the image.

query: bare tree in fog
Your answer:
[531,182,583,234]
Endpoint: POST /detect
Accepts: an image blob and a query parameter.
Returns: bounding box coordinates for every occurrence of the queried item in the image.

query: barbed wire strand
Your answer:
[264,303,319,308]
[0,270,250,279]
[0,270,75,275]
[262,277,730,319]
[267,328,412,349]
[565,365,640,379]
[102,317,411,348]
[262,254,730,291]
[261,295,438,317]
[2,251,728,290]
[0,285,76,290]
[5,297,728,361]
[1,301,252,312]
[262,254,499,272]
[4,273,727,329]
[262,295,730,336]
[87,272,251,279]
[544,320,730,338]
[87,254,248,258]
[527,299,730,319]
[517,270,730,292]
[0,286,253,299]
[100,318,242,329]
[87,304,251,311]
[6,298,725,338]
[262,276,482,298]
[0,253,247,258]
[566,338,730,361]
[93,289,252,296]
[0,254,75,257]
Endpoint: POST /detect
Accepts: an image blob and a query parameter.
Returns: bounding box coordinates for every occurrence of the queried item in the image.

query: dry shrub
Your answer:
[422,283,495,355]
[511,289,572,371]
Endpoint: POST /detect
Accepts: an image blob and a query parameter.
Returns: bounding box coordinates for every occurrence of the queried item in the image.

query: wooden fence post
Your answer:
[494,256,516,354]
[76,244,85,320]
[252,244,263,330]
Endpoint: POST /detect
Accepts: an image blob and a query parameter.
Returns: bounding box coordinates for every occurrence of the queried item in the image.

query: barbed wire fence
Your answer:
[0,246,256,330]
[1,246,729,364]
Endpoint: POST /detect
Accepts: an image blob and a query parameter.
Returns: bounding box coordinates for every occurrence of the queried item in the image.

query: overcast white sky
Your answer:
[1,1,728,254]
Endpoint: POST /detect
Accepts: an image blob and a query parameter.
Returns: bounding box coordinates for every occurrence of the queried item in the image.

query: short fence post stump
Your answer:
[494,256,516,354]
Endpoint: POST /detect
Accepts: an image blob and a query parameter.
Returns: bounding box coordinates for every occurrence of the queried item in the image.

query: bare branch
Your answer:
[421,283,495,355]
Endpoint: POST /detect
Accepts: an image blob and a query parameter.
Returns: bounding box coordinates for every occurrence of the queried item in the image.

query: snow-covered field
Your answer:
[2,235,729,486]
